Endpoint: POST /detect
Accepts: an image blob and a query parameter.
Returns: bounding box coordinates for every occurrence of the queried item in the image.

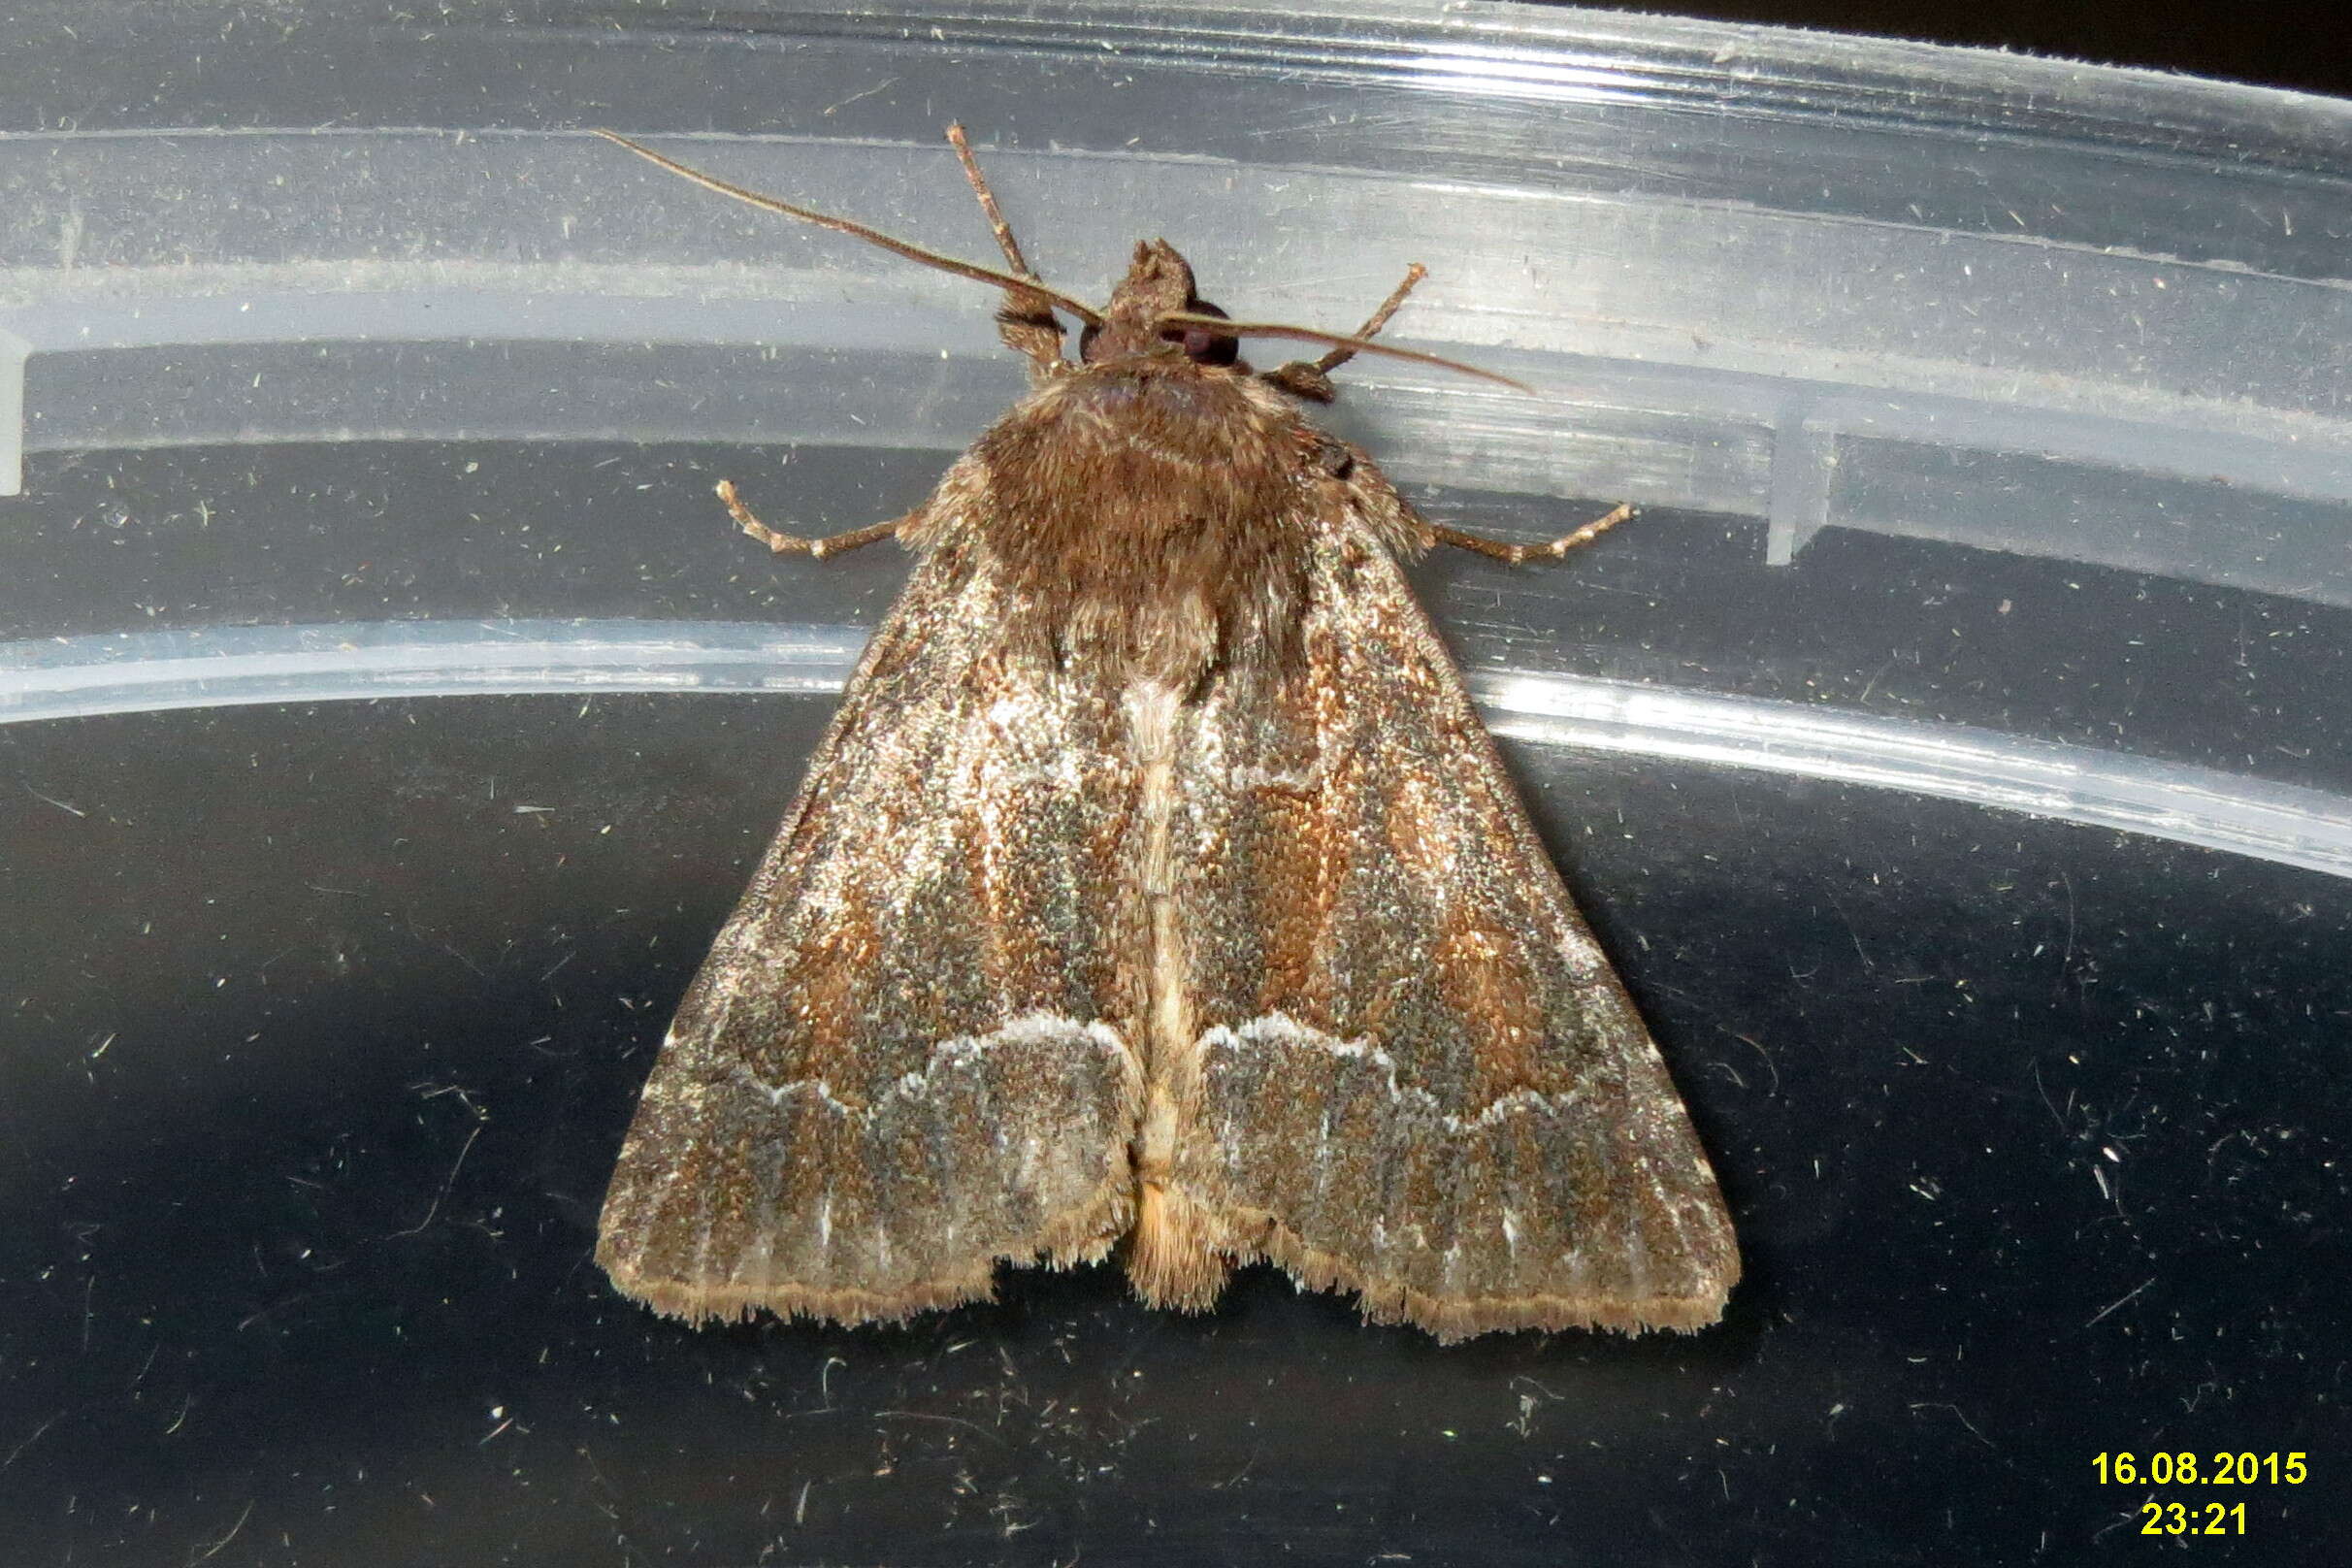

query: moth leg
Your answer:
[1259,263,1428,401]
[716,479,908,559]
[1430,503,1638,564]
[945,122,1067,376]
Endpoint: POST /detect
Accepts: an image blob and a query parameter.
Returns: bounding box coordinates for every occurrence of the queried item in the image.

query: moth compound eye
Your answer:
[1078,321,1103,362]
[1166,301,1239,367]
[1181,326,1241,368]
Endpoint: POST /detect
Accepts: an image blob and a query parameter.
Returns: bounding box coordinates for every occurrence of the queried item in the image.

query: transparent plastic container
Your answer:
[3,3,2346,1564]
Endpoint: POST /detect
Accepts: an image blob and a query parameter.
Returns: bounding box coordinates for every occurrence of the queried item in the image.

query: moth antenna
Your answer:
[594,130,1107,328]
[945,122,1037,279]
[1158,312,1530,393]
[944,122,1070,374]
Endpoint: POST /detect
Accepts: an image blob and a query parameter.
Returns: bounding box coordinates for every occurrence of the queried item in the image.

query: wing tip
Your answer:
[1250,1215,1739,1345]
[598,1257,1001,1328]
[594,1189,1136,1329]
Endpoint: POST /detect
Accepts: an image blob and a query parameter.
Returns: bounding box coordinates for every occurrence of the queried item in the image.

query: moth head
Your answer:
[1079,240,1246,371]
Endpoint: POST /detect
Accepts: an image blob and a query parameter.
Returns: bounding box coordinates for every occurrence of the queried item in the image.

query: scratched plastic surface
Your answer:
[2,3,2348,1565]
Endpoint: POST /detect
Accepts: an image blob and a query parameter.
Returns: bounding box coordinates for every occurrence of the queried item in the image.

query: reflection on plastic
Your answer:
[5,618,2346,880]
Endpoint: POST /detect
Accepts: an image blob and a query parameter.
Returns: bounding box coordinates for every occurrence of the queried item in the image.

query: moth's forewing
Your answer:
[597,540,1143,1323]
[1158,479,1738,1338]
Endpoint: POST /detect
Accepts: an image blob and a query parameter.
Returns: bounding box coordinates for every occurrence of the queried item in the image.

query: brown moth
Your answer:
[592,127,1738,1341]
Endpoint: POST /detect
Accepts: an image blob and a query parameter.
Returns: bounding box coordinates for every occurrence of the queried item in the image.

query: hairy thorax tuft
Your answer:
[960,357,1323,686]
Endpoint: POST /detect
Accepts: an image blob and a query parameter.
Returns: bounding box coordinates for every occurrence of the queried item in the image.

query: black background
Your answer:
[1627,0,2350,99]
[2,4,2346,1566]
[6,437,2345,1565]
